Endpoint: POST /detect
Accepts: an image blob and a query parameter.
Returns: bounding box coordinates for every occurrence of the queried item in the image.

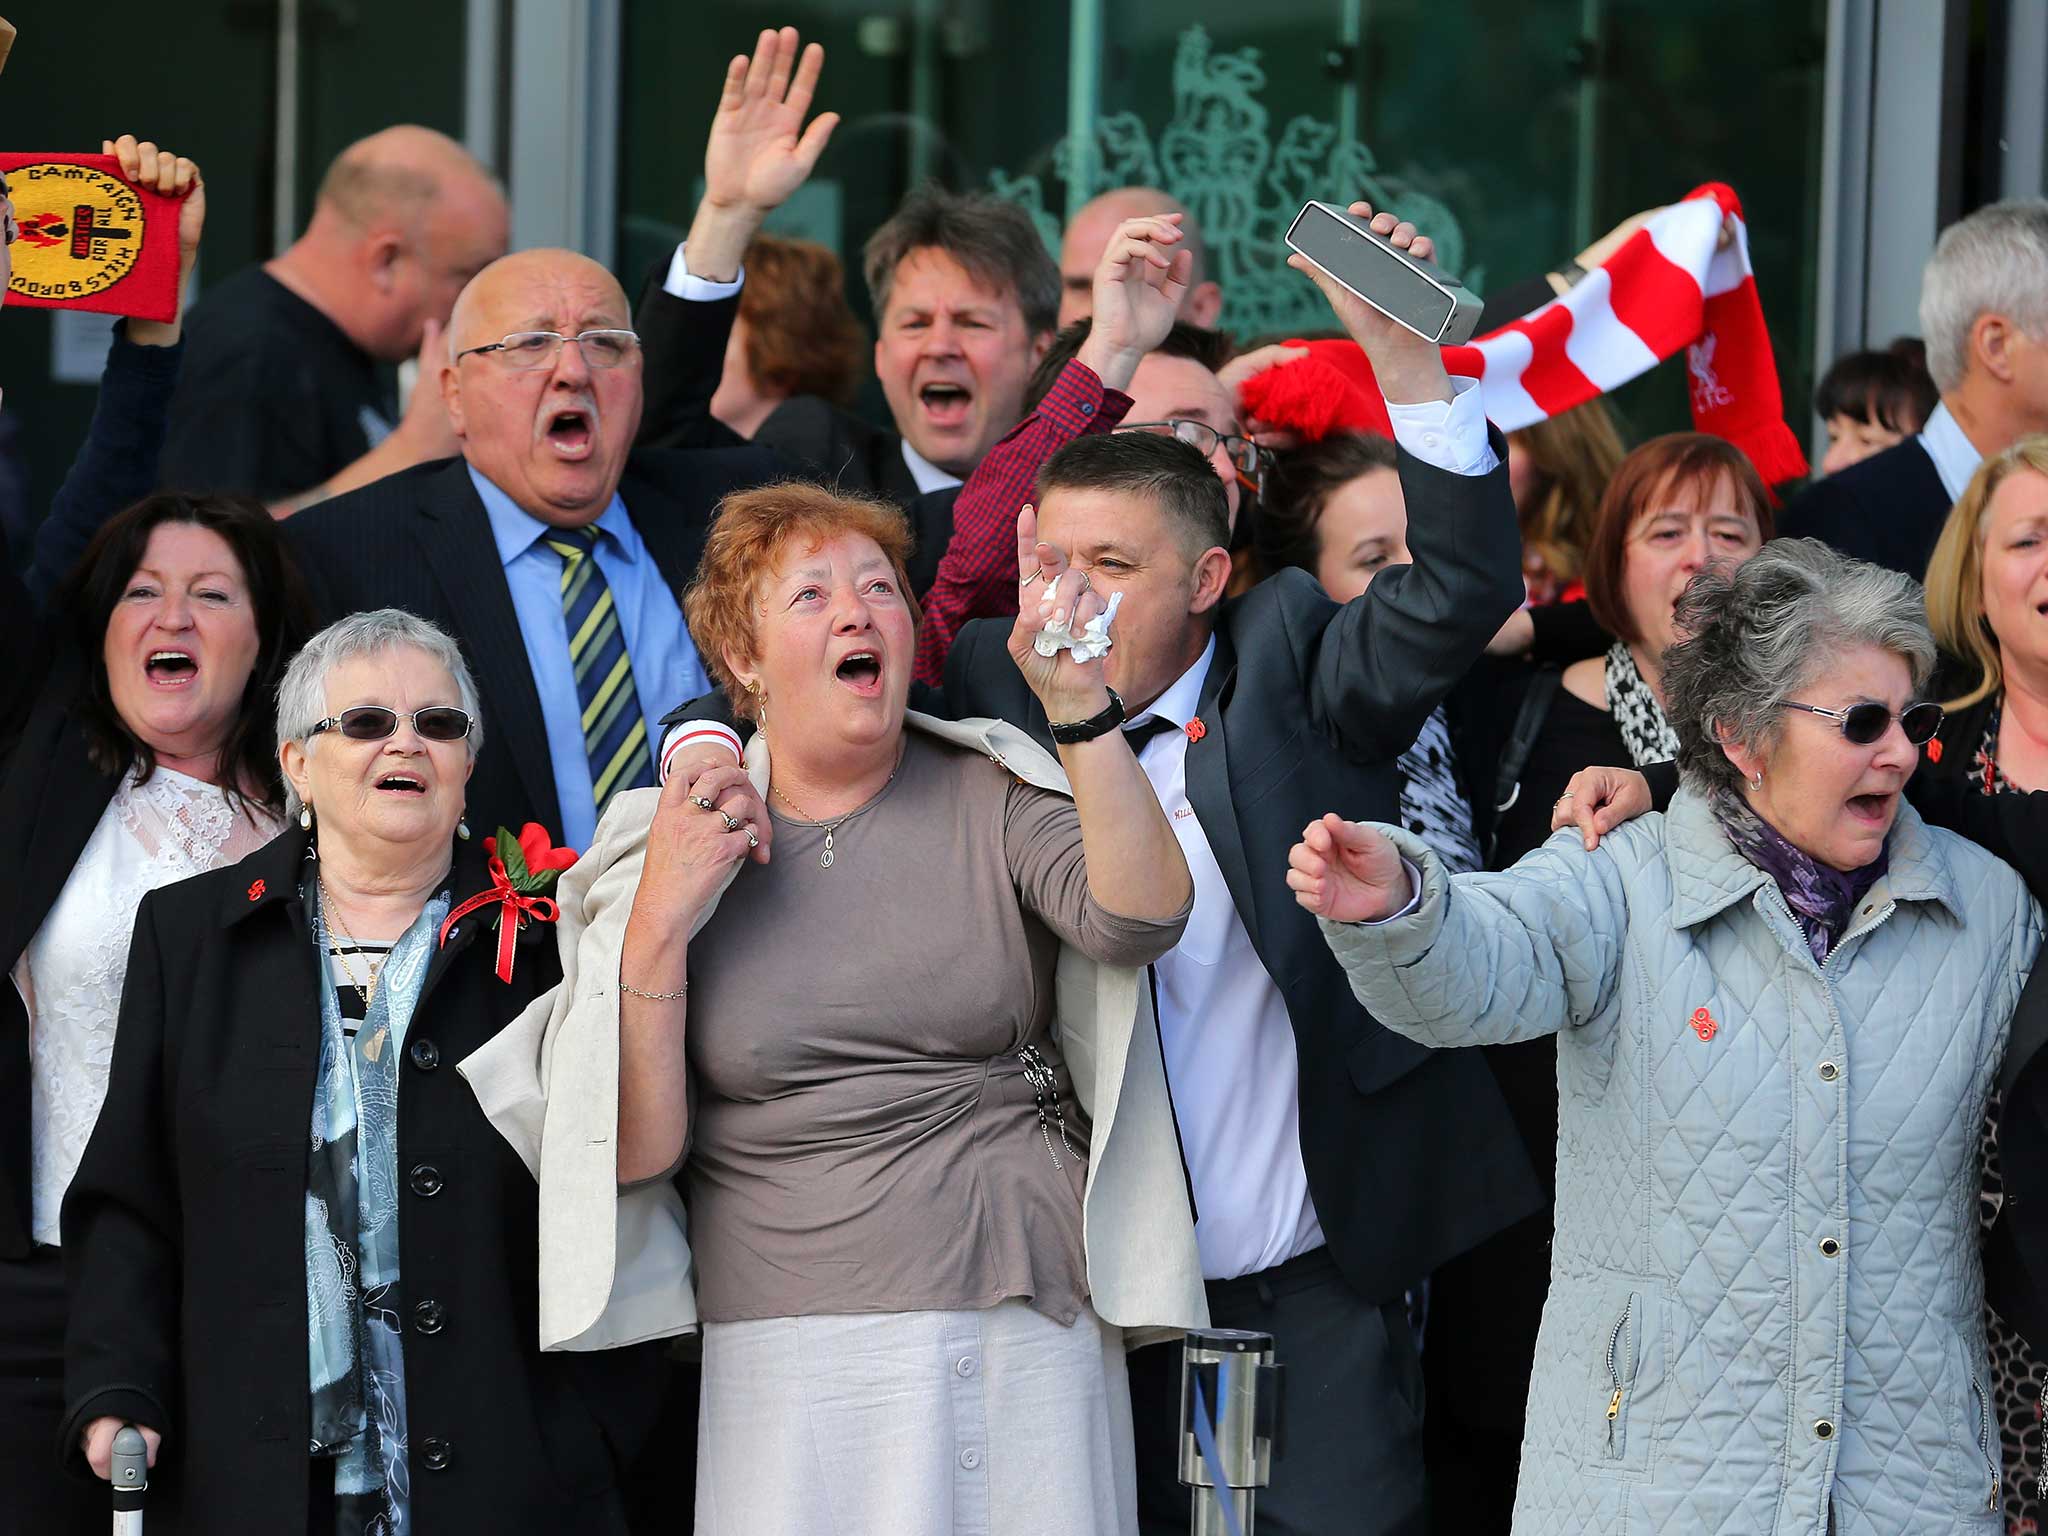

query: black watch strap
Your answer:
[1048,687,1127,744]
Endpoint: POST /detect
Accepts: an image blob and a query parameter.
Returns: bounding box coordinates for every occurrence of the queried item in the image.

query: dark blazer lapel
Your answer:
[1183,629,1261,951]
[409,465,560,830]
[619,461,710,600]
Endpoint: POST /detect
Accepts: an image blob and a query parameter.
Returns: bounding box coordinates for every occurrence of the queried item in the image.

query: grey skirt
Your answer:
[695,1299,1136,1535]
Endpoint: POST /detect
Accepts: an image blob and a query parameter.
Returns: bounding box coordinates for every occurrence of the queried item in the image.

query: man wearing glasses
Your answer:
[282,247,776,852]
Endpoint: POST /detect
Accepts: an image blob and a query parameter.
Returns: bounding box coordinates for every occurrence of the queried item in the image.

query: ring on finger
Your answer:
[746,829,760,849]
[719,811,742,833]
[1556,791,1574,803]
[690,795,716,812]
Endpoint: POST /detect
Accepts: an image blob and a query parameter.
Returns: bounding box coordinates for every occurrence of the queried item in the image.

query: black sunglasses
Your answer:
[309,705,473,743]
[1783,700,1944,746]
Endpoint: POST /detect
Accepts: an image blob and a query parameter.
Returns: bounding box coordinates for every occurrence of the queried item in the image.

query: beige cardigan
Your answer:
[459,711,1208,1352]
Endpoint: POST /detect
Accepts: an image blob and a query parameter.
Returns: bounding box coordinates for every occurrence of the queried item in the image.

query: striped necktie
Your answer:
[539,525,654,817]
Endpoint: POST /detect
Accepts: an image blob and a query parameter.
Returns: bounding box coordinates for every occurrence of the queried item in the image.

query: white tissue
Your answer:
[1032,578,1123,661]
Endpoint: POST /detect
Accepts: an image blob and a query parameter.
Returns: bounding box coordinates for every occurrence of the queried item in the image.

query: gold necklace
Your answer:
[768,760,901,869]
[317,875,387,1013]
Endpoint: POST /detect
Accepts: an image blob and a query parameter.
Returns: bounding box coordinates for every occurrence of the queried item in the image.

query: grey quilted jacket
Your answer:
[1322,786,2042,1535]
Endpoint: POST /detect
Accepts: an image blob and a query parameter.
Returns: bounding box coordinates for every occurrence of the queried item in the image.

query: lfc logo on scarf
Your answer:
[1,152,184,320]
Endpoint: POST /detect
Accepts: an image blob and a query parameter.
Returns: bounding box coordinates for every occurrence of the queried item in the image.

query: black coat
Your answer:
[1776,433,1952,578]
[0,329,189,1260]
[281,449,774,837]
[943,433,1546,1303]
[59,827,665,1535]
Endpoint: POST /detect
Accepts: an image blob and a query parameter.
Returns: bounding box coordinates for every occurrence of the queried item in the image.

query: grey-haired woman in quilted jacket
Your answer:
[1289,540,2043,1536]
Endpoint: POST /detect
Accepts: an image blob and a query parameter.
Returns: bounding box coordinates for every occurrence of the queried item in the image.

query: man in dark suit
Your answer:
[284,247,775,852]
[661,204,1541,1534]
[1780,197,2048,576]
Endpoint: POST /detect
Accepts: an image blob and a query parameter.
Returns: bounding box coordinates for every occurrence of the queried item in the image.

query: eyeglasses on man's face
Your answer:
[453,329,641,370]
[1120,418,1266,480]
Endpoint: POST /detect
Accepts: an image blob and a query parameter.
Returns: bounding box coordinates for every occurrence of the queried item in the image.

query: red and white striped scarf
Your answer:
[1241,183,1809,484]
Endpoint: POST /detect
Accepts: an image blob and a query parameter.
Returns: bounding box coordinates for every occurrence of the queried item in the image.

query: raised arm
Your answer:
[634,26,837,451]
[1006,504,1192,925]
[29,136,203,601]
[1290,814,1627,1048]
[913,213,1193,687]
[1286,204,1525,758]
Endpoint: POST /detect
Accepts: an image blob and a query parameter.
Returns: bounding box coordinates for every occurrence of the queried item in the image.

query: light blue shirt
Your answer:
[469,465,707,851]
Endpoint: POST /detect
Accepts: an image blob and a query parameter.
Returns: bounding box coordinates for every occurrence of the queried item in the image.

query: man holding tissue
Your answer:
[668,200,1543,1533]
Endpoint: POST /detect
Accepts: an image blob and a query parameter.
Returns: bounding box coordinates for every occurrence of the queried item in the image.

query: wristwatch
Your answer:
[1048,687,1127,744]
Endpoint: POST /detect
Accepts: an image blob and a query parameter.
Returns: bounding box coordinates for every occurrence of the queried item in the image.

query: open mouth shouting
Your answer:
[833,648,884,698]
[915,378,974,433]
[145,649,199,689]
[541,400,597,461]
[1844,789,1897,826]
[374,771,429,797]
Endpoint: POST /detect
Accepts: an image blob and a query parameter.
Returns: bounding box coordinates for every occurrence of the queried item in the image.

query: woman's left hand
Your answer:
[103,135,202,346]
[1007,503,1115,726]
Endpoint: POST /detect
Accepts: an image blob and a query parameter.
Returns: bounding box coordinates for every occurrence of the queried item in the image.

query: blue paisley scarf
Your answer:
[306,883,449,1536]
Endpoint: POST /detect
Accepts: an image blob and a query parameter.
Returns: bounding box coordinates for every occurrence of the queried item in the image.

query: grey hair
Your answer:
[1661,538,1937,799]
[863,183,1061,337]
[1918,198,2048,393]
[276,609,485,820]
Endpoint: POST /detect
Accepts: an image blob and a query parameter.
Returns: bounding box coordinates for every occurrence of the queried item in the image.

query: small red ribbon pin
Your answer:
[1185,718,1207,744]
[438,823,576,983]
[1690,1006,1719,1042]
[247,879,266,901]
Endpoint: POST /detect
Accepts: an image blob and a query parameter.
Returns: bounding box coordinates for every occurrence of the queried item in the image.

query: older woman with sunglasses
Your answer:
[1291,540,2041,1535]
[61,610,663,1536]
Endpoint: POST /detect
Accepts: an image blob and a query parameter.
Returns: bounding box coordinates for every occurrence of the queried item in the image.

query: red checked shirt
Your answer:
[912,359,1132,686]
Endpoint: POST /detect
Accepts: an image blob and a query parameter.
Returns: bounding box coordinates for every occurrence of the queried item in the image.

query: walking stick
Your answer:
[110,1424,147,1535]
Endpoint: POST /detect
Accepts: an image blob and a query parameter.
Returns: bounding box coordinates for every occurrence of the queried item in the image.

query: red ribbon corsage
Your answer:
[438,823,578,982]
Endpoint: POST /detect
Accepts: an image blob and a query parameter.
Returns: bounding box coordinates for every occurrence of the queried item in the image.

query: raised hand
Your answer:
[636,762,764,929]
[104,135,202,346]
[1006,502,1114,725]
[1287,813,1413,923]
[703,27,838,218]
[1076,213,1191,391]
[1286,201,1451,405]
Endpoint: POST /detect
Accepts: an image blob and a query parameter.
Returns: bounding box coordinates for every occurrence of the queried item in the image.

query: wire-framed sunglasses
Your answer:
[309,705,474,743]
[1783,699,1944,746]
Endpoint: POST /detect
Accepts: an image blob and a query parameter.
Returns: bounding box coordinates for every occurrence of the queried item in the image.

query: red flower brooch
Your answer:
[437,822,578,982]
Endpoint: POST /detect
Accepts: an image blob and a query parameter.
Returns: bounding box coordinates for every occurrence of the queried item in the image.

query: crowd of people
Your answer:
[6,17,2048,1536]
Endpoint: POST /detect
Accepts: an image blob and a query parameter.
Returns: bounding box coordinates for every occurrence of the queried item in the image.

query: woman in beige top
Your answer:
[616,482,1193,1534]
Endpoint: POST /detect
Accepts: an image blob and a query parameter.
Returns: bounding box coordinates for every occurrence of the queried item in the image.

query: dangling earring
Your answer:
[457,815,471,841]
[1749,769,1763,790]
[300,804,313,831]
[746,679,767,727]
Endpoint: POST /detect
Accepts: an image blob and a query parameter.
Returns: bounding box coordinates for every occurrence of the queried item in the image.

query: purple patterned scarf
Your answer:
[1710,792,1889,963]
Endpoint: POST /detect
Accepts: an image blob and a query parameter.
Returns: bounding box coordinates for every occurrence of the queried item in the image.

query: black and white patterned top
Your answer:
[1397,704,1480,875]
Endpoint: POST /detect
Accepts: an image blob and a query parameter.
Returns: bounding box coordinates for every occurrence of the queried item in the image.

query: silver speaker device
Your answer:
[1285,200,1485,345]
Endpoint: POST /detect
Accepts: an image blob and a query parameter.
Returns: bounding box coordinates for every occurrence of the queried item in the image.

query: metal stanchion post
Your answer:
[110,1425,147,1535]
[1178,1328,1283,1536]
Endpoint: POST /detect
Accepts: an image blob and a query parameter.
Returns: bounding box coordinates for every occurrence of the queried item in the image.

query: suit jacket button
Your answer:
[420,1436,453,1471]
[409,1038,441,1071]
[409,1163,444,1198]
[413,1298,446,1334]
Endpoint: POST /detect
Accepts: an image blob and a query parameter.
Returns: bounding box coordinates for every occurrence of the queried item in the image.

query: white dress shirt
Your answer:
[1918,398,1982,504]
[901,439,963,494]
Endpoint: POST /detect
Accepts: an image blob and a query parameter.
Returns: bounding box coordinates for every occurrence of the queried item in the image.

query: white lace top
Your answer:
[14,766,280,1245]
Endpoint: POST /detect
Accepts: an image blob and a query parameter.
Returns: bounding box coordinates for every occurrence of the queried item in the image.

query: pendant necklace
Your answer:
[768,758,901,869]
